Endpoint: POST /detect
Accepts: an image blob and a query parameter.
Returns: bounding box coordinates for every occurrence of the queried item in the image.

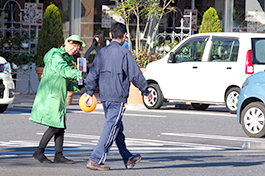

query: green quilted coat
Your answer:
[29,46,82,128]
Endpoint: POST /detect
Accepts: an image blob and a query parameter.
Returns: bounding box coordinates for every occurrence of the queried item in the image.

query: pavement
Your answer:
[7,92,265,150]
[10,92,230,111]
[10,92,227,111]
[9,92,147,110]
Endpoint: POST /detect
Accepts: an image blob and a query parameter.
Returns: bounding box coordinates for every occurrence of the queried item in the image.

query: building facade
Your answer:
[1,0,265,56]
[1,0,265,93]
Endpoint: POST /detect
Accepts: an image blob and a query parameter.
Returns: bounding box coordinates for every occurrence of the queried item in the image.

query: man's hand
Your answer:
[146,92,152,102]
[84,94,93,107]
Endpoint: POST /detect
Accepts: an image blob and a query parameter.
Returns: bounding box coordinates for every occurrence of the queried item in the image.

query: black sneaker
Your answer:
[124,154,142,169]
[54,156,74,164]
[33,151,52,163]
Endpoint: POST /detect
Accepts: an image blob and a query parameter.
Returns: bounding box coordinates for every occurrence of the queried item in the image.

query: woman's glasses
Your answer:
[68,40,81,51]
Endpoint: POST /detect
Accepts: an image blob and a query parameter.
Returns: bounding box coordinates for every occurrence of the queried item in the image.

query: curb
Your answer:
[242,141,265,149]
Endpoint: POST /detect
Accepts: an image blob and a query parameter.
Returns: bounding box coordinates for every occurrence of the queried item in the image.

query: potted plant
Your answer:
[19,53,36,70]
[11,35,21,50]
[2,36,12,49]
[127,50,161,105]
[10,53,36,70]
[0,36,7,51]
[20,34,30,49]
[0,36,4,47]
[35,3,64,81]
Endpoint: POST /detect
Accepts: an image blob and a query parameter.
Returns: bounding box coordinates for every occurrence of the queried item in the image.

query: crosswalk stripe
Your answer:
[161,133,265,142]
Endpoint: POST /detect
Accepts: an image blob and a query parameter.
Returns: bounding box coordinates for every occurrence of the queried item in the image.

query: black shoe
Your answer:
[33,151,52,163]
[54,156,74,164]
[124,154,142,169]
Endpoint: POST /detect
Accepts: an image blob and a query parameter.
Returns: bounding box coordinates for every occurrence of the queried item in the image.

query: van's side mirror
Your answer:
[168,52,176,63]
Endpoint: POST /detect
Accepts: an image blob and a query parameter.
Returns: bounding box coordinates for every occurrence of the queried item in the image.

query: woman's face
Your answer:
[65,40,81,55]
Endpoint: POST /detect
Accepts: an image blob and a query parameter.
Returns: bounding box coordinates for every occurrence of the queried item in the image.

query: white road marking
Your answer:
[5,108,167,118]
[162,133,265,142]
[77,108,234,117]
[110,105,234,117]
[69,110,167,118]
[0,132,243,157]
[38,132,240,150]
[6,106,233,118]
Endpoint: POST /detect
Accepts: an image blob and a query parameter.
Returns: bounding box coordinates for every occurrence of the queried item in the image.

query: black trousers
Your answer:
[35,126,65,157]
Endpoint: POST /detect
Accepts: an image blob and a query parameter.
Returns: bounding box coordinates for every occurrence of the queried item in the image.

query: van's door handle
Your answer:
[193,66,197,69]
[227,67,232,69]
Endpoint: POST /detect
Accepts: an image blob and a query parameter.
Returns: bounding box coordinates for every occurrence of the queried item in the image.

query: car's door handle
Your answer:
[227,67,232,69]
[193,66,197,69]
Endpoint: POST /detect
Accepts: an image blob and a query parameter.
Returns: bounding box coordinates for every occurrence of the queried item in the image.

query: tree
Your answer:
[114,0,174,57]
[199,7,222,33]
[36,3,64,67]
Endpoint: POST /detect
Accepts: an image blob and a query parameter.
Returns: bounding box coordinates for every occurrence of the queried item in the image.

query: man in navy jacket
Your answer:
[84,22,152,171]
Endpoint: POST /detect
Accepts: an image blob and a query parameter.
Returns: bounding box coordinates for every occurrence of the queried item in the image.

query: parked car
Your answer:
[143,32,265,114]
[237,71,265,138]
[0,56,15,113]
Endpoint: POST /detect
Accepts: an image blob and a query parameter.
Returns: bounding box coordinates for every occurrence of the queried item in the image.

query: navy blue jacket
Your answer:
[85,40,149,103]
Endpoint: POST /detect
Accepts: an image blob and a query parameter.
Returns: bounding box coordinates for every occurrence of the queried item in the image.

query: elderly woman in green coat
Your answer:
[29,35,85,164]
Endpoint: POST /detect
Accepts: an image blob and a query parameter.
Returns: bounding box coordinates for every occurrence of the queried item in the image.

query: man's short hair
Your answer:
[110,22,127,39]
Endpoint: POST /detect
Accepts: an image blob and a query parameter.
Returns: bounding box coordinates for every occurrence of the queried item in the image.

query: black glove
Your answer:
[82,72,87,78]
[78,84,85,90]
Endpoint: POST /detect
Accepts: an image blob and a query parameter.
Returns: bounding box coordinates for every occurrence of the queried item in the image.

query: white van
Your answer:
[0,56,15,113]
[143,32,265,114]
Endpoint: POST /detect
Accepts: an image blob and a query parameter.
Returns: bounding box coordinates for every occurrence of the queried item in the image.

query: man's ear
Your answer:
[123,32,127,39]
[109,32,112,39]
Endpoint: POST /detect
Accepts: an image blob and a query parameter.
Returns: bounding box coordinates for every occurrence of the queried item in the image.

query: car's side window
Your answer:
[170,37,208,63]
[252,39,265,64]
[208,37,239,62]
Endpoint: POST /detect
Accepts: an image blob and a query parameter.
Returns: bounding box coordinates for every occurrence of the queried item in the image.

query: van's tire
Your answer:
[0,104,8,113]
[225,87,240,114]
[241,101,265,138]
[143,83,164,109]
[191,103,210,110]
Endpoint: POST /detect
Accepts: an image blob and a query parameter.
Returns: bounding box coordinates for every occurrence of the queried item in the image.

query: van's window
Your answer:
[208,37,239,62]
[171,37,208,63]
[252,38,265,64]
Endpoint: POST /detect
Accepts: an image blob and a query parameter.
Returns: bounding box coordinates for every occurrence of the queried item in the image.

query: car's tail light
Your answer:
[245,50,254,74]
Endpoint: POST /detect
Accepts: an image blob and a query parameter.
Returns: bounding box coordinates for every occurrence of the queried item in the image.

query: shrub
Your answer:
[132,49,161,68]
[199,7,222,33]
[36,4,64,67]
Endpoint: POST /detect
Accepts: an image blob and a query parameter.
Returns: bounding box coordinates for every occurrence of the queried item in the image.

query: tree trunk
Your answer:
[147,13,164,54]
[134,7,140,58]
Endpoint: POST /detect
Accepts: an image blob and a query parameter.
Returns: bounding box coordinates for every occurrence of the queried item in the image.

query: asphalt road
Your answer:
[1,93,265,176]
